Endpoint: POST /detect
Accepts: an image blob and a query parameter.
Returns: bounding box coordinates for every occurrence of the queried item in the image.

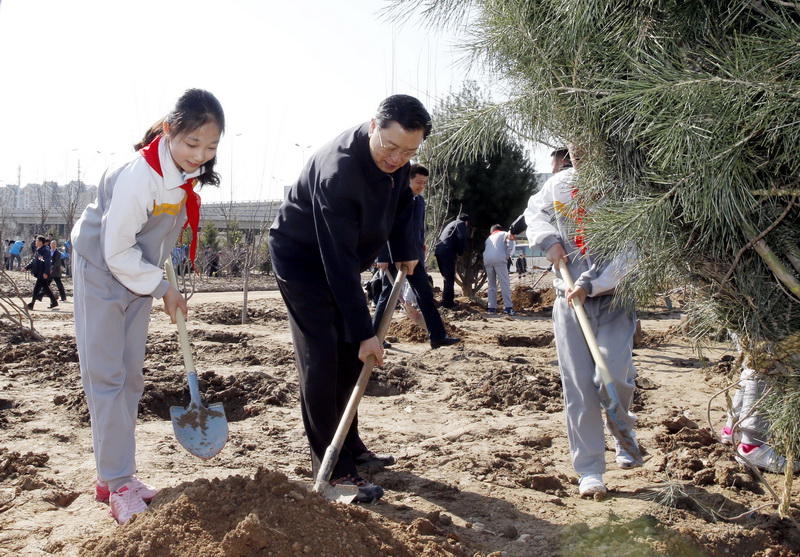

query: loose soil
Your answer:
[1,272,798,556]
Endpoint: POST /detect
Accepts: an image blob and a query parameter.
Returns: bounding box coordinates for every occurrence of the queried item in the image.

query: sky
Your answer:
[0,0,551,203]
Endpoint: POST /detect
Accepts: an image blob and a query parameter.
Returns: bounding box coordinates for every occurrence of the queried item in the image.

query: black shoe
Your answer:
[27,302,34,310]
[49,301,58,309]
[382,341,392,349]
[355,450,396,468]
[430,336,461,349]
[36,296,43,302]
[441,302,460,309]
[330,474,384,504]
[60,297,67,302]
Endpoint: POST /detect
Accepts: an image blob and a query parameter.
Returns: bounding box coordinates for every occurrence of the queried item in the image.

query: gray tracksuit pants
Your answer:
[73,253,153,492]
[485,262,512,309]
[553,294,638,476]
[726,366,769,446]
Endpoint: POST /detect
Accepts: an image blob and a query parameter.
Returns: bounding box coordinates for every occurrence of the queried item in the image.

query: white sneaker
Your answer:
[736,443,800,475]
[615,436,642,469]
[579,473,607,498]
[96,476,159,503]
[109,484,148,524]
[720,427,741,446]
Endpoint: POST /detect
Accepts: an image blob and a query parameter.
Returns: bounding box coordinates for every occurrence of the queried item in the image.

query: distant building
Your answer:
[0,181,282,241]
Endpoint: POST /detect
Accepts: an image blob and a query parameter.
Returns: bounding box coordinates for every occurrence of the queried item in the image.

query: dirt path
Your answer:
[0,276,798,556]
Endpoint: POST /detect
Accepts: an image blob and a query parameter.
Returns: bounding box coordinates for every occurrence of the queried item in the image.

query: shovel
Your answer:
[557,259,643,466]
[164,259,228,459]
[313,264,409,503]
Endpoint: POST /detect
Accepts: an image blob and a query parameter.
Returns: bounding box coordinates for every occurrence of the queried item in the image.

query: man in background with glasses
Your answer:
[269,95,430,504]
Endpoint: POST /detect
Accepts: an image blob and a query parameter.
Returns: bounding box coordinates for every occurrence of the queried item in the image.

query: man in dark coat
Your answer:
[268,95,430,503]
[25,235,58,310]
[48,240,67,301]
[434,213,470,308]
[372,164,461,349]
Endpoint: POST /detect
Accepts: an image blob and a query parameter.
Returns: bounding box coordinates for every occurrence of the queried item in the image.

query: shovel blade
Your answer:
[170,402,228,459]
[317,483,359,504]
[603,407,644,466]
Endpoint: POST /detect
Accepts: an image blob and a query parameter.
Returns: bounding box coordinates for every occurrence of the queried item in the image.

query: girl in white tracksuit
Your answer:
[523,160,638,497]
[71,89,225,523]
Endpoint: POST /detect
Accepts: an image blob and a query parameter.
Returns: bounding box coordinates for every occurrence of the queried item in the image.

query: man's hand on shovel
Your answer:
[359,336,384,366]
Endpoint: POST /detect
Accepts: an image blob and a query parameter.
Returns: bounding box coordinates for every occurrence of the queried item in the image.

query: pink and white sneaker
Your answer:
[720,427,733,444]
[108,484,148,524]
[96,476,159,504]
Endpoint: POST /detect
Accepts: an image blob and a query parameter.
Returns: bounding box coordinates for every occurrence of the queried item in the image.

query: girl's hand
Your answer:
[163,285,188,324]
[545,243,568,265]
[566,285,587,307]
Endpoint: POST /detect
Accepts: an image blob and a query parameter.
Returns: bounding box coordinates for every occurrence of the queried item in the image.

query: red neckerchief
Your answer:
[571,188,587,255]
[140,135,201,270]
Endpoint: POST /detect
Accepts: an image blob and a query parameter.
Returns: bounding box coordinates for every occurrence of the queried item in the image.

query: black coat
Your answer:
[25,245,52,279]
[50,249,63,278]
[435,218,469,257]
[269,122,416,343]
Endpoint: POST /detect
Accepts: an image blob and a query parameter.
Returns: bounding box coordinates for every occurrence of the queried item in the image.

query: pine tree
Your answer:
[389,0,800,491]
[423,82,537,296]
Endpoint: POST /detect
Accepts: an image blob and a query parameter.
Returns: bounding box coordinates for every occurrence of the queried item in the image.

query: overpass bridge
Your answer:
[2,198,284,240]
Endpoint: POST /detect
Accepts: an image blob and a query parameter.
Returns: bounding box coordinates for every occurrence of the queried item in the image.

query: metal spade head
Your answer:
[317,483,360,504]
[170,401,228,460]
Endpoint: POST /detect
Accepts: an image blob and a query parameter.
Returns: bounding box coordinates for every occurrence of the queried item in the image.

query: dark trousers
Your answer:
[372,265,447,340]
[275,273,369,480]
[32,277,57,306]
[48,277,66,300]
[435,250,457,307]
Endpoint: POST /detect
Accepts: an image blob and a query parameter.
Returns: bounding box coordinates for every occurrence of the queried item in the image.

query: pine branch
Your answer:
[723,196,797,283]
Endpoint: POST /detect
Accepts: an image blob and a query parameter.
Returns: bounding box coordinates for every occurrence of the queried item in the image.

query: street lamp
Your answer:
[294,143,311,168]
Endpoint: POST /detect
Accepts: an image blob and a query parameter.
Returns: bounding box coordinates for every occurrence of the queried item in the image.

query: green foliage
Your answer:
[422,82,538,295]
[225,218,243,247]
[391,0,800,482]
[393,0,800,340]
[199,220,220,251]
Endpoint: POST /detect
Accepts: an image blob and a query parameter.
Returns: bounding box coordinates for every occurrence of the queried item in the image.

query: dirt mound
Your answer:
[512,286,556,313]
[193,301,287,325]
[82,468,469,557]
[0,448,79,510]
[387,318,428,343]
[635,324,684,348]
[366,362,418,396]
[61,367,296,424]
[141,369,296,421]
[1,334,79,375]
[455,365,563,412]
[497,332,554,348]
[0,448,49,482]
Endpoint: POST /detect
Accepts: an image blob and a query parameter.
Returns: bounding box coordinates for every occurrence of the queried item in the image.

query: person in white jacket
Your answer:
[71,89,225,524]
[483,224,516,315]
[523,144,639,499]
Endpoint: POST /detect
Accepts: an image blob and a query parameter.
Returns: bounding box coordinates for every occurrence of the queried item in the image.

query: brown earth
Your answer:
[0,271,799,556]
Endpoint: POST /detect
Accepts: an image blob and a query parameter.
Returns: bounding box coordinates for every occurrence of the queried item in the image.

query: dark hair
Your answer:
[134,89,226,186]
[410,163,429,178]
[459,213,470,221]
[36,235,47,244]
[375,95,432,139]
[490,224,504,233]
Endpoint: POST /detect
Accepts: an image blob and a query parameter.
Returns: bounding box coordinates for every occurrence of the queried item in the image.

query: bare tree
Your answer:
[32,182,57,235]
[54,179,84,240]
[0,187,17,241]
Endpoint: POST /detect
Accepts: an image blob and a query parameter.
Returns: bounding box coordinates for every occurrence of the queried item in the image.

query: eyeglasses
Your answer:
[376,128,420,159]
